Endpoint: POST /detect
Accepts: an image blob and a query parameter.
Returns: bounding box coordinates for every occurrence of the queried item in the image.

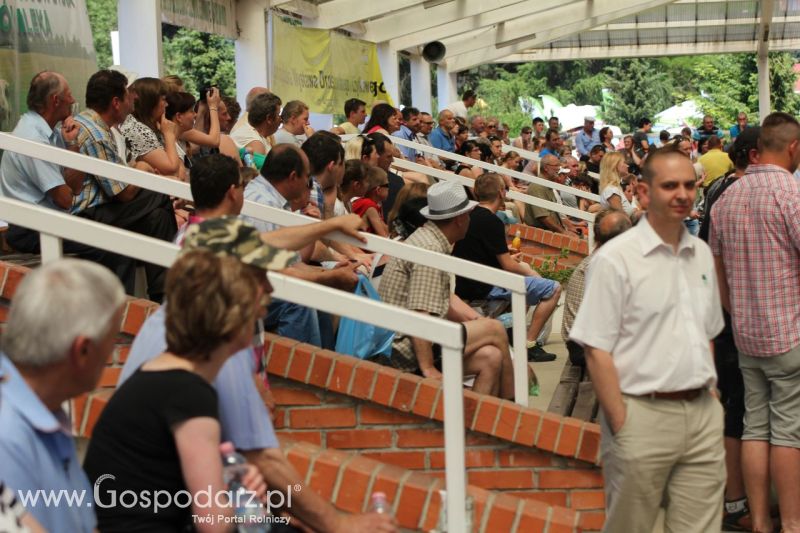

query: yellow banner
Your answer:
[271,16,393,115]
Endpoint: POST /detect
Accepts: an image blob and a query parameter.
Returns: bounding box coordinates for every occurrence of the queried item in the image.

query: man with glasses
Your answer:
[522,154,581,237]
[415,111,442,168]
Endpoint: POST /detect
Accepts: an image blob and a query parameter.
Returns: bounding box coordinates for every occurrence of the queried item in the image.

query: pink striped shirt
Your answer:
[709,164,800,357]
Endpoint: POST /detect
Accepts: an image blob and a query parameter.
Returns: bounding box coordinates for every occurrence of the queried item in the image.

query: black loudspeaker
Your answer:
[422,41,446,63]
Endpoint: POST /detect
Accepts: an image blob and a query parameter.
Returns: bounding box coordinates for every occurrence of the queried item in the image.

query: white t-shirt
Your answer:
[446,100,468,119]
[600,186,635,216]
[273,128,306,147]
[230,121,269,153]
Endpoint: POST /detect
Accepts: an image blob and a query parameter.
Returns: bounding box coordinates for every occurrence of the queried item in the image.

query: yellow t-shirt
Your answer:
[339,122,360,135]
[699,149,734,187]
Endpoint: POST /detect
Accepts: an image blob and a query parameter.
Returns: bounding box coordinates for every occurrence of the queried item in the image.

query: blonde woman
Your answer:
[598,151,637,216]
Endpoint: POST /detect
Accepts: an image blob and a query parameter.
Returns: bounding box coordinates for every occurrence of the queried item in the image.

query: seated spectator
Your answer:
[539,129,563,158]
[572,174,598,211]
[498,123,511,145]
[230,92,282,156]
[0,259,126,532]
[455,140,485,180]
[161,73,184,92]
[366,132,405,219]
[693,114,721,143]
[512,126,533,152]
[378,181,518,399]
[621,134,642,174]
[0,71,138,292]
[352,166,390,236]
[302,131,344,218]
[453,122,469,153]
[728,112,748,143]
[387,182,429,239]
[220,95,241,133]
[72,69,178,301]
[522,154,581,237]
[274,100,313,146]
[561,209,632,365]
[532,117,546,139]
[429,109,456,153]
[85,250,267,532]
[698,135,734,187]
[339,97,366,134]
[658,129,671,148]
[415,111,442,169]
[454,173,563,362]
[119,77,185,179]
[585,144,605,174]
[470,115,487,139]
[178,88,241,163]
[344,134,379,165]
[489,136,504,164]
[164,91,199,174]
[599,126,616,152]
[120,213,395,533]
[392,106,421,161]
[364,103,399,135]
[599,151,637,216]
[338,159,368,215]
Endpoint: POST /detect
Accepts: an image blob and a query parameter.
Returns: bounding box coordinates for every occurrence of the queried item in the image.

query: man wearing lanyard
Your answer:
[570,147,726,532]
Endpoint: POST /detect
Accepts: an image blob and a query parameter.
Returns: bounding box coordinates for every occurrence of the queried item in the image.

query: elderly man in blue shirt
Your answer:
[429,109,456,153]
[0,259,128,533]
[575,116,601,159]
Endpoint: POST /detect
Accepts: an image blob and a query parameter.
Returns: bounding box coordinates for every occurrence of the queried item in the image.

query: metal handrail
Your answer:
[0,195,469,532]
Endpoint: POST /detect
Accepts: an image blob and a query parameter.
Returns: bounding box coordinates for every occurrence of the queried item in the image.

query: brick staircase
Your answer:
[0,261,607,532]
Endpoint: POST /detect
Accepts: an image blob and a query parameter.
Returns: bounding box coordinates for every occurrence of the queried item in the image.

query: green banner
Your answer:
[0,0,97,132]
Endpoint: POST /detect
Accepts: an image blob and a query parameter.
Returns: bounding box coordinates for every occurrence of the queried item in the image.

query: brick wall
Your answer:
[507,223,588,270]
[0,260,607,531]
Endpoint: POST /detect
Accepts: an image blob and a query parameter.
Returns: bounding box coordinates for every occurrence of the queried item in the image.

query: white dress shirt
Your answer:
[569,215,724,395]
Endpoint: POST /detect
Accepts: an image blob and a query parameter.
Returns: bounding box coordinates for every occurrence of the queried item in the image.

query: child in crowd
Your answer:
[352,166,390,236]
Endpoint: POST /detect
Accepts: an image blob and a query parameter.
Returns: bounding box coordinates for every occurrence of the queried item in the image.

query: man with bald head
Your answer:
[429,109,455,153]
[522,154,579,237]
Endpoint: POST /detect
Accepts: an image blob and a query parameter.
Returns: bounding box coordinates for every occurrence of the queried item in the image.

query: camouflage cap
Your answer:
[181,216,298,271]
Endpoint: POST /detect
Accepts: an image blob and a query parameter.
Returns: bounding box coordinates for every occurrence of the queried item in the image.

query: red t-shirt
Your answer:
[351,197,383,233]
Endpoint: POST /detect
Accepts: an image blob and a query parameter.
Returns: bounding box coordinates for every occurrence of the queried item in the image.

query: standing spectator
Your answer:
[429,109,456,153]
[119,77,184,179]
[699,126,760,531]
[729,111,748,143]
[561,209,632,366]
[698,135,734,187]
[632,117,652,160]
[84,251,267,532]
[694,114,721,143]
[453,173,561,362]
[0,259,126,533]
[571,147,726,532]
[657,130,671,148]
[621,135,643,174]
[339,97,366,134]
[575,116,601,159]
[274,100,313,146]
[446,89,477,120]
[710,112,800,533]
[585,144,606,174]
[599,151,637,216]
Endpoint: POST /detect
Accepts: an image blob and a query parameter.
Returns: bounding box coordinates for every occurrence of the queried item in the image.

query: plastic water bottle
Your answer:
[370,492,391,516]
[511,229,522,251]
[243,148,257,169]
[221,442,268,533]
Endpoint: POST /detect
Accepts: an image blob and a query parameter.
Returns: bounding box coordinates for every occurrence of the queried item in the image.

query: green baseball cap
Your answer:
[181,216,299,271]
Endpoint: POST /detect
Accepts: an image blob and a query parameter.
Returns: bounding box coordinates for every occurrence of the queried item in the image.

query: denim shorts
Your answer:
[487,275,559,306]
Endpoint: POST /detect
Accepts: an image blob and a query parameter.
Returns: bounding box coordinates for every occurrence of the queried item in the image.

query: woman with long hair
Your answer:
[120,77,184,179]
[387,182,429,239]
[84,250,267,532]
[344,135,379,166]
[455,140,484,180]
[453,123,469,153]
[363,103,399,135]
[599,126,615,152]
[598,151,637,216]
[336,159,368,215]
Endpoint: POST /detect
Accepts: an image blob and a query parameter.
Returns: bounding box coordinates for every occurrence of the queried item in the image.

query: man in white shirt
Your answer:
[445,89,476,120]
[570,147,726,532]
[338,98,366,135]
[230,92,282,155]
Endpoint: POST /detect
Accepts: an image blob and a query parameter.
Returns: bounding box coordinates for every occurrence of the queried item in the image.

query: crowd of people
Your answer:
[0,70,797,533]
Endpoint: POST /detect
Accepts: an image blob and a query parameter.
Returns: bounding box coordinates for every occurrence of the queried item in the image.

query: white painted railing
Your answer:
[391,157,596,249]
[0,132,534,407]
[0,195,470,532]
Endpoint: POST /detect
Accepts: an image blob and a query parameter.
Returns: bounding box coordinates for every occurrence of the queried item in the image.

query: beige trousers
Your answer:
[599,392,726,533]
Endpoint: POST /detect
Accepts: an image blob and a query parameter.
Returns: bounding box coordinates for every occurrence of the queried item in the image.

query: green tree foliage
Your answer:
[602,58,674,132]
[473,63,548,133]
[162,26,236,97]
[86,0,117,69]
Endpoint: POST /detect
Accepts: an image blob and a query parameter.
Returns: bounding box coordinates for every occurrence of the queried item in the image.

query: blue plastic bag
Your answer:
[335,274,395,359]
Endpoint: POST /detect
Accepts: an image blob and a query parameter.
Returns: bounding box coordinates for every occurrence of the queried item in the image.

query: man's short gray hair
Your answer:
[249,93,282,128]
[26,71,63,114]
[2,259,126,367]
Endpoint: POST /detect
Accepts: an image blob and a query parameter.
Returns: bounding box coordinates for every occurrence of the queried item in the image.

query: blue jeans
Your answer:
[487,276,559,305]
[265,299,322,347]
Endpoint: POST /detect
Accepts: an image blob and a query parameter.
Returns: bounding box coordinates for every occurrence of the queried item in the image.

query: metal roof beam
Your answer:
[444,0,679,70]
[496,37,800,62]
[299,0,428,30]
[362,0,527,44]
